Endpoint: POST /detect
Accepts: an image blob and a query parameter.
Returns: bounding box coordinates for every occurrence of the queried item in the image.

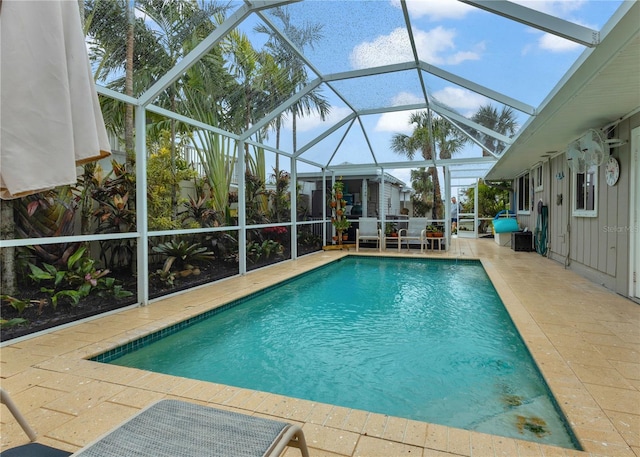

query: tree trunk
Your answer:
[0,200,17,295]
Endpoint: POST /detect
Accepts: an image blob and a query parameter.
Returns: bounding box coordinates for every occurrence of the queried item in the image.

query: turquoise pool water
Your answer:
[104,257,579,449]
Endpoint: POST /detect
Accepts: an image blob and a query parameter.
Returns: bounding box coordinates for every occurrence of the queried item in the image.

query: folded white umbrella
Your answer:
[0,0,111,200]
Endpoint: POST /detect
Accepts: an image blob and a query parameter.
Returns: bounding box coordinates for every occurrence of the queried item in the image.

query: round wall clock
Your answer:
[605,156,620,186]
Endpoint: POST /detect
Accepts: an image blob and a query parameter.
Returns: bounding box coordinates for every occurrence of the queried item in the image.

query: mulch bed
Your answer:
[2,248,322,343]
[1,262,237,343]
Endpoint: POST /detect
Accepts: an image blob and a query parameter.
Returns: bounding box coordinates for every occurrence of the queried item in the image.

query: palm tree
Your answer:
[255,6,330,170]
[471,104,518,156]
[85,0,231,218]
[410,168,434,217]
[391,112,467,218]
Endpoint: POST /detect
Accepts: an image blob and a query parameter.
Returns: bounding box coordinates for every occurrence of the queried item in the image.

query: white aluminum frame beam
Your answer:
[327,156,496,172]
[295,112,357,157]
[459,0,600,47]
[430,104,513,145]
[419,62,535,115]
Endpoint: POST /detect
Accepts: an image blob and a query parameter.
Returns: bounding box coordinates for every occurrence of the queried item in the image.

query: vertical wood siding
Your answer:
[538,114,638,295]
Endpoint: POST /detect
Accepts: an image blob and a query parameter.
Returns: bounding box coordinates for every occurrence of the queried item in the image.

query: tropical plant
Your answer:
[181,193,221,228]
[384,222,397,236]
[0,317,29,329]
[391,113,467,218]
[245,171,270,225]
[146,130,198,230]
[255,6,330,160]
[85,0,231,155]
[182,97,238,217]
[333,218,351,233]
[329,179,350,243]
[297,228,321,252]
[0,295,33,315]
[91,161,136,269]
[471,104,518,156]
[461,179,511,233]
[14,188,81,268]
[246,239,284,265]
[152,239,214,273]
[270,169,291,222]
[26,246,131,308]
[410,168,434,217]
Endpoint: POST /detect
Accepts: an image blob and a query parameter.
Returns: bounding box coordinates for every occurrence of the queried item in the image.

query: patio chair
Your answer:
[70,399,310,457]
[397,217,428,253]
[356,217,382,251]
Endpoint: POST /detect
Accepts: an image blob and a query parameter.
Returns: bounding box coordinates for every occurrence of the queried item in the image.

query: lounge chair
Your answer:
[356,217,382,251]
[1,392,309,457]
[71,399,309,457]
[397,217,428,253]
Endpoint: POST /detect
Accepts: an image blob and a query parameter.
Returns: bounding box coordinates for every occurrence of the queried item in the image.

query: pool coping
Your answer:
[1,244,638,456]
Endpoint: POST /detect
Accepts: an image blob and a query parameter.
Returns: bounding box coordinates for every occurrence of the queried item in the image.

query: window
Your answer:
[517,172,530,214]
[534,165,543,192]
[573,165,598,217]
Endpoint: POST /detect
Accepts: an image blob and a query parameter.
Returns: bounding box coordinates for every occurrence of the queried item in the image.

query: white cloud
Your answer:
[537,32,583,52]
[391,91,424,106]
[431,87,488,116]
[511,0,586,18]
[349,28,413,68]
[391,0,476,21]
[510,1,592,53]
[373,87,488,133]
[376,111,419,134]
[375,92,424,133]
[350,26,483,69]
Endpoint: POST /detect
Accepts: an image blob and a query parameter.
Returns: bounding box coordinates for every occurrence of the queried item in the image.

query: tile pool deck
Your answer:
[1,237,638,457]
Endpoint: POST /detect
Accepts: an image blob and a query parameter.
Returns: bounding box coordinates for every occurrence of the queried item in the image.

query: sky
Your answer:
[127,0,627,189]
[233,0,626,188]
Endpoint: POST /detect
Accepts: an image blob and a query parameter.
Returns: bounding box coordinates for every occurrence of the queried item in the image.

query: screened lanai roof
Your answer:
[89,0,636,187]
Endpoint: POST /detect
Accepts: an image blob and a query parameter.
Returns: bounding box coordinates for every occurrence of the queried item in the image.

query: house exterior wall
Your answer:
[529,112,639,296]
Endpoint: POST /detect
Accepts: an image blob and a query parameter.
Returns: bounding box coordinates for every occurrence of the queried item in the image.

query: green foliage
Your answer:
[245,171,270,225]
[384,222,397,235]
[151,238,214,287]
[91,161,136,269]
[461,179,510,218]
[297,229,321,248]
[0,295,30,314]
[14,188,82,268]
[330,179,350,236]
[410,167,434,217]
[460,179,510,233]
[184,101,238,216]
[333,218,351,232]
[152,239,214,272]
[26,246,130,309]
[180,193,221,228]
[247,240,284,265]
[1,318,28,329]
[270,169,291,222]
[147,131,198,230]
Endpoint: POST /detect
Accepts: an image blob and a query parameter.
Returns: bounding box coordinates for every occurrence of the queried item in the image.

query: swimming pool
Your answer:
[99,256,579,449]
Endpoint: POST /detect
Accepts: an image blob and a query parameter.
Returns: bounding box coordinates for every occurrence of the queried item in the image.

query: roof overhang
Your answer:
[485,1,640,181]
